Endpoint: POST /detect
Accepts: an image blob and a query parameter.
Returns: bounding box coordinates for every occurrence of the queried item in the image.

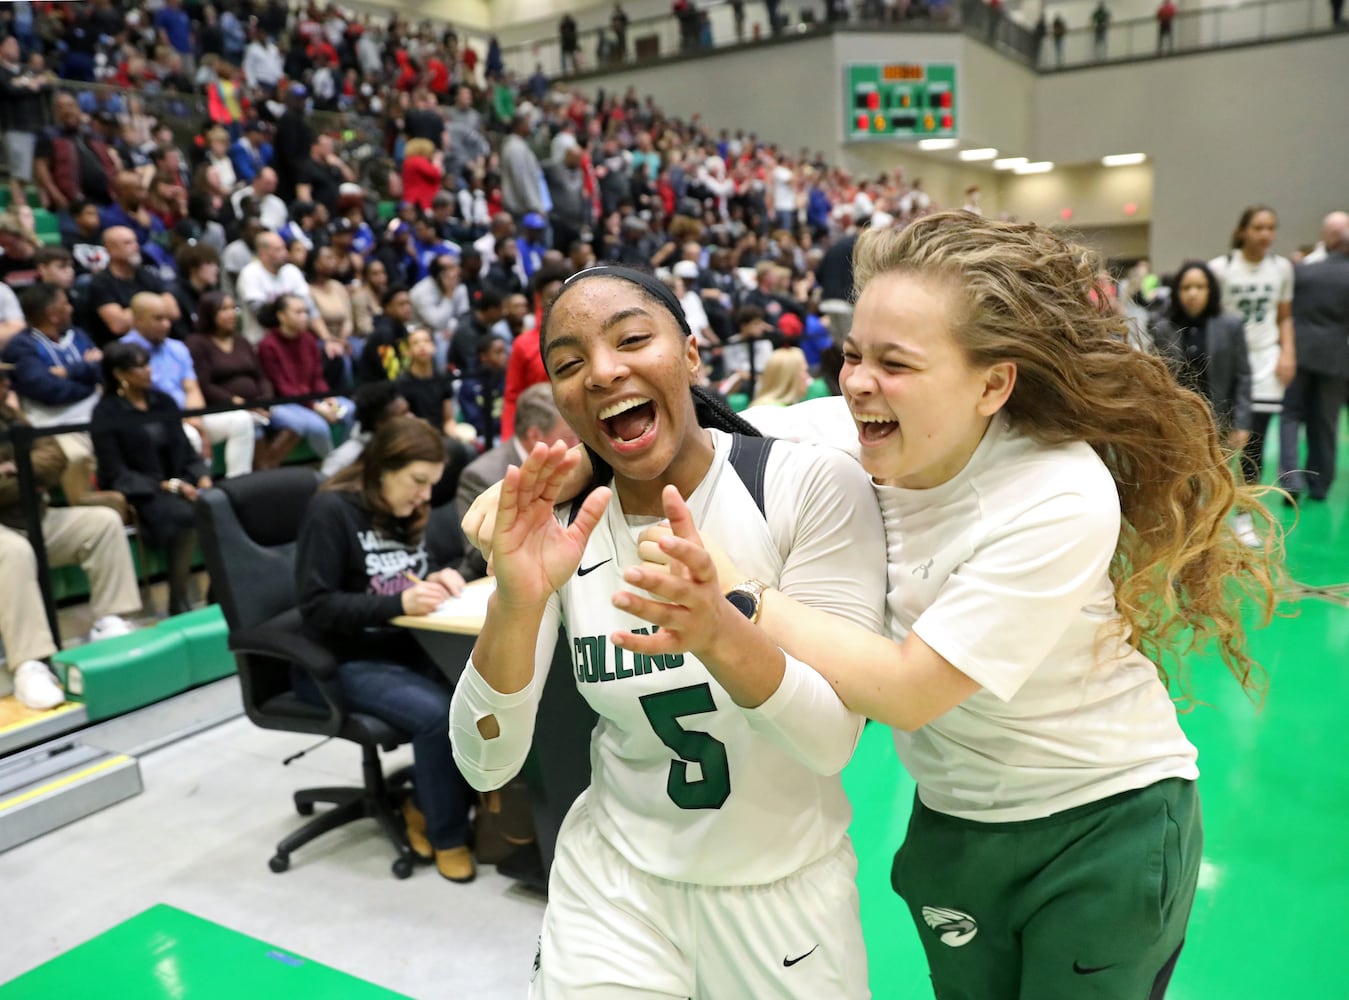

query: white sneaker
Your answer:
[13,660,66,711]
[89,615,136,642]
[1232,512,1261,548]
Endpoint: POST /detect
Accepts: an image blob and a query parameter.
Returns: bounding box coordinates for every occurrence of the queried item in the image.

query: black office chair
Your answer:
[196,467,419,879]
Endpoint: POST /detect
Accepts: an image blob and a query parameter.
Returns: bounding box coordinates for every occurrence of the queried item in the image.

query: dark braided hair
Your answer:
[693,385,761,437]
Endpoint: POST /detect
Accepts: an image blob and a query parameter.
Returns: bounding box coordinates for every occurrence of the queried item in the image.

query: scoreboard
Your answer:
[845,63,958,141]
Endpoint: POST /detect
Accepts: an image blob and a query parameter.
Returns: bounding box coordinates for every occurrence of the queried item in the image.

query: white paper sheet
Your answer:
[431,579,496,620]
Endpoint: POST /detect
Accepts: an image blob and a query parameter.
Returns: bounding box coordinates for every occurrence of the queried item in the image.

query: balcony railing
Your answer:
[496,0,1341,80]
[1043,0,1338,68]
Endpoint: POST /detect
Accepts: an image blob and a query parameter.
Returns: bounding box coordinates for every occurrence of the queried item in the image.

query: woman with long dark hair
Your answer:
[296,416,477,882]
[92,340,211,615]
[1150,260,1253,453]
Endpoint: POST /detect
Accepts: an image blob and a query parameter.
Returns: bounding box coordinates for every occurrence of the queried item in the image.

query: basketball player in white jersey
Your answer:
[1208,205,1295,545]
[449,267,886,998]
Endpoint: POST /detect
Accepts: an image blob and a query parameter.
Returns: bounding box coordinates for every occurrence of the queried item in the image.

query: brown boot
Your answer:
[401,797,433,861]
[434,846,476,883]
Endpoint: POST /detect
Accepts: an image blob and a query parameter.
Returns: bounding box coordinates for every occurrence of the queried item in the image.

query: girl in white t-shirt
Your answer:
[608,215,1283,999]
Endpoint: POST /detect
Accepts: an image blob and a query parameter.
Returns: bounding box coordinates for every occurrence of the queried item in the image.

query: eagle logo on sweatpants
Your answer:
[922,906,979,947]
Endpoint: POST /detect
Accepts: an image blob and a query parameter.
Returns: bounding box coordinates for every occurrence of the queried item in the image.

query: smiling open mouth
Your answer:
[855,414,899,444]
[599,397,657,444]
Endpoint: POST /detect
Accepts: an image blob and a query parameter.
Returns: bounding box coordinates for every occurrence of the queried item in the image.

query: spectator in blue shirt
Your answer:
[77,84,125,118]
[3,282,104,503]
[100,170,167,253]
[121,292,256,477]
[411,216,460,280]
[230,122,273,186]
[517,213,548,282]
[154,0,195,71]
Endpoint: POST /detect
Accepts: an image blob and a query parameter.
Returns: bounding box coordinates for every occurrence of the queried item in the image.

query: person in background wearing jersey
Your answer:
[613,215,1282,1000]
[1208,205,1295,547]
[451,266,886,998]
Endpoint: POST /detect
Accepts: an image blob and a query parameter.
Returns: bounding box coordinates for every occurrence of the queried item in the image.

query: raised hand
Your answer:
[491,441,610,611]
[462,442,595,564]
[612,485,734,662]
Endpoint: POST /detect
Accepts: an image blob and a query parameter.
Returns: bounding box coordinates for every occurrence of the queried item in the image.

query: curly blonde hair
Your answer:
[853,212,1281,702]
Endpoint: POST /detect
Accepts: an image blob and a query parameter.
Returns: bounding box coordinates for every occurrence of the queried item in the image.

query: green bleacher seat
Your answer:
[803,378,832,401]
[0,188,42,211]
[727,392,749,412]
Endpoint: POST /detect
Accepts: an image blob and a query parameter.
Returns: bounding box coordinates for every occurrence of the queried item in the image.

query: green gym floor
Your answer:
[844,425,1349,997]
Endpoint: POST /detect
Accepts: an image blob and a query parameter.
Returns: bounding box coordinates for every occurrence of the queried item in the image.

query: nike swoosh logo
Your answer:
[783,945,818,968]
[1073,961,1115,975]
[576,559,612,577]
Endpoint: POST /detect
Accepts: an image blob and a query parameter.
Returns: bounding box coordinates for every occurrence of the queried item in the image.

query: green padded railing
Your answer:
[52,605,234,722]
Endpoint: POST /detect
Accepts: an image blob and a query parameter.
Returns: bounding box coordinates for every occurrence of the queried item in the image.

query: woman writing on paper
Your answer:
[295,415,479,883]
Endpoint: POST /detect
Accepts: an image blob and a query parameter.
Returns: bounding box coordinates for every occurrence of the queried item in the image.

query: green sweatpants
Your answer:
[891,778,1201,1000]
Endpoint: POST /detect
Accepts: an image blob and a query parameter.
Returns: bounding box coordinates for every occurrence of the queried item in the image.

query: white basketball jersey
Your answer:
[555,430,880,886]
[1208,252,1293,406]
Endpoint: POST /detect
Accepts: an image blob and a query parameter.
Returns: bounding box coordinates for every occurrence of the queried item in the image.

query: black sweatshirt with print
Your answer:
[296,489,465,666]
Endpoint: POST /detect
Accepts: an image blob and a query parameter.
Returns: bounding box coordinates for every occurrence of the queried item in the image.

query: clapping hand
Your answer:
[612,485,733,662]
[636,516,744,591]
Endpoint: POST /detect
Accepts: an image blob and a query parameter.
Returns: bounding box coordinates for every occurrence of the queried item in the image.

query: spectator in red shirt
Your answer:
[500,266,568,439]
[1156,0,1177,53]
[401,138,444,213]
[257,293,354,449]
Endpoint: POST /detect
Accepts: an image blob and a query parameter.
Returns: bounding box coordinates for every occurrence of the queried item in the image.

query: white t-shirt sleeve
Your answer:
[449,595,562,791]
[744,395,861,460]
[236,263,266,313]
[912,490,1120,703]
[741,444,886,773]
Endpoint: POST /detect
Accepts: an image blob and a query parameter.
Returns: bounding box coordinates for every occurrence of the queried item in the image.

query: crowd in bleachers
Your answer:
[0,2,1345,739]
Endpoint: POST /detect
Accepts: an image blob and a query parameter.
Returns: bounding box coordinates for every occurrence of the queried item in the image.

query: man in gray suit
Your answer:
[455,383,577,579]
[1279,211,1349,501]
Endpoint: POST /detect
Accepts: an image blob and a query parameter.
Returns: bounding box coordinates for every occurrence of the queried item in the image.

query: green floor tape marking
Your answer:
[0,904,411,999]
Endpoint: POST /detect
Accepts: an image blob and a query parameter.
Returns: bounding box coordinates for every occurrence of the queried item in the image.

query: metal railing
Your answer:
[498,0,973,79]
[1,391,335,648]
[497,0,1339,78]
[53,79,387,153]
[1039,0,1338,68]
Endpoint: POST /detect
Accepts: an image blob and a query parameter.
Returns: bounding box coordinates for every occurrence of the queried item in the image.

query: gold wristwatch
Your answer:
[725,579,768,625]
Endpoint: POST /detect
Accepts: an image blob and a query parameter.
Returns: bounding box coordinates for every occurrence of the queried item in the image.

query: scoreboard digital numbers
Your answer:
[845,63,958,141]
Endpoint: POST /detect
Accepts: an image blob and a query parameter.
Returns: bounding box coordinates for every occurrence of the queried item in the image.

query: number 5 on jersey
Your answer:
[639,684,731,810]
